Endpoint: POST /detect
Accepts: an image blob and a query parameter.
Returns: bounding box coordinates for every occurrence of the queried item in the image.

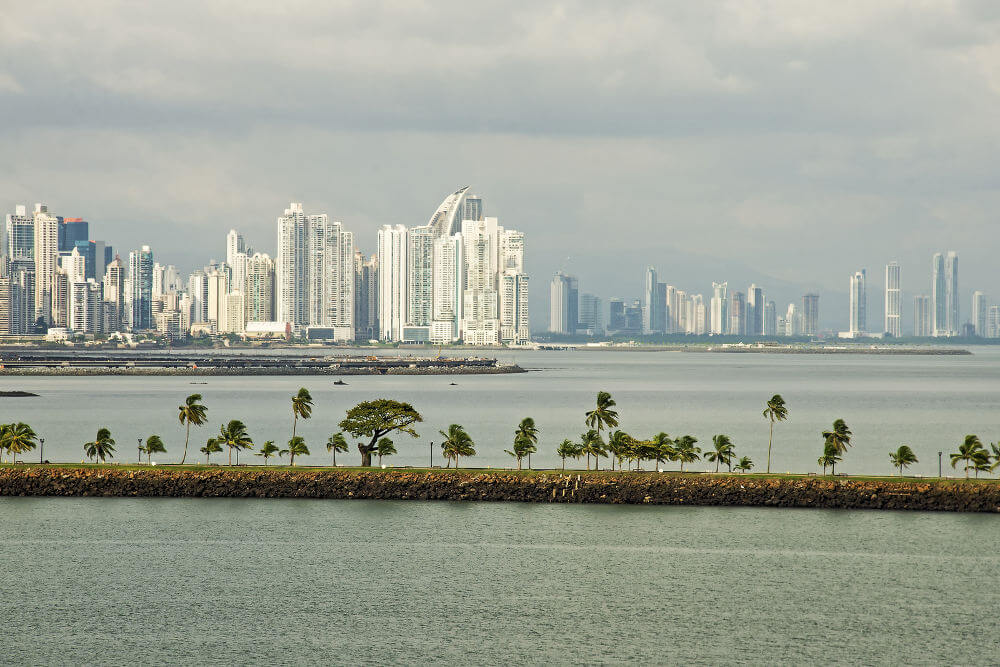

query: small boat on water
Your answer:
[334,379,348,386]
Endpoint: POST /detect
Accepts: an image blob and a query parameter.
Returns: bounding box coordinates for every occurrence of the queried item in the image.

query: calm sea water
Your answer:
[1,497,998,665]
[3,348,999,476]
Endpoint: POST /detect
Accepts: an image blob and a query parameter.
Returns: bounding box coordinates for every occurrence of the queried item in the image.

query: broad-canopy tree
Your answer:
[889,445,918,477]
[84,427,116,463]
[326,432,349,467]
[762,394,788,473]
[178,393,208,465]
[142,434,166,464]
[3,422,38,463]
[339,399,423,467]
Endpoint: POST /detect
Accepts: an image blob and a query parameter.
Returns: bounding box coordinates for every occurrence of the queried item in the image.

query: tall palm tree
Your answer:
[991,443,1000,476]
[821,419,852,463]
[200,438,222,464]
[3,422,37,463]
[762,394,788,473]
[439,424,475,469]
[178,393,208,465]
[607,430,631,471]
[291,388,314,443]
[504,434,530,470]
[580,429,606,471]
[950,435,987,479]
[734,456,754,473]
[143,435,166,464]
[889,445,918,477]
[83,427,116,463]
[706,434,735,473]
[585,392,619,469]
[673,435,701,472]
[376,437,396,466]
[218,420,253,466]
[281,436,309,466]
[255,440,279,465]
[818,441,842,475]
[0,423,11,463]
[649,432,673,471]
[514,417,539,469]
[556,439,582,470]
[326,432,349,467]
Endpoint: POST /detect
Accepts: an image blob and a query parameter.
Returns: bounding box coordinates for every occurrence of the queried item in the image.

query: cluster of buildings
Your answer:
[550,267,820,337]
[0,187,531,345]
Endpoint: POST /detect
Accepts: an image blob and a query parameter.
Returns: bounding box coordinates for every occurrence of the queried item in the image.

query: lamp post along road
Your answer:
[430,441,434,468]
[39,437,44,464]
[138,438,143,464]
[938,451,943,478]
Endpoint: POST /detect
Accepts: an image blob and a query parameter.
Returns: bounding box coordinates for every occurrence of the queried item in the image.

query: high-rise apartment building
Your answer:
[747,284,764,336]
[245,253,275,323]
[128,246,154,331]
[848,270,867,335]
[431,235,462,344]
[33,203,60,324]
[103,257,126,332]
[643,267,664,334]
[276,203,309,327]
[710,282,727,335]
[499,270,530,345]
[988,305,1000,339]
[406,225,434,338]
[972,291,987,337]
[377,224,407,341]
[461,218,501,345]
[932,251,959,336]
[729,291,746,336]
[578,293,604,335]
[6,205,34,261]
[945,251,959,335]
[764,300,776,336]
[354,252,379,341]
[913,295,931,337]
[549,272,578,334]
[884,262,901,337]
[802,294,820,336]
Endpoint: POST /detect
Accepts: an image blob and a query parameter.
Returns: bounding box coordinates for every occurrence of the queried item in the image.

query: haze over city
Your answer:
[5,2,1000,327]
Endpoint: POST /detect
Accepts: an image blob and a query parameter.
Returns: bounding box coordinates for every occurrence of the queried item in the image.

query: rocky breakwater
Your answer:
[2,468,1000,512]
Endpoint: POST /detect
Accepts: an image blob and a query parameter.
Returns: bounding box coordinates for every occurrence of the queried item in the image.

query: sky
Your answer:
[4,1,1000,330]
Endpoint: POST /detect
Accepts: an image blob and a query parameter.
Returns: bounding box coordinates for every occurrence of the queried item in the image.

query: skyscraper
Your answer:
[58,218,89,253]
[549,272,578,334]
[747,284,764,335]
[578,293,604,334]
[728,291,746,336]
[710,282,727,335]
[972,291,987,337]
[377,224,407,341]
[461,218,501,345]
[33,203,59,324]
[802,294,820,336]
[128,246,153,331]
[354,251,379,342]
[245,253,275,323]
[5,205,33,261]
[276,203,309,326]
[884,262,901,337]
[431,234,462,344]
[608,298,625,332]
[764,300,776,336]
[103,257,126,332]
[306,215,354,337]
[848,270,867,335]
[913,295,931,337]
[643,267,665,334]
[499,270,530,345]
[428,186,472,238]
[406,225,434,335]
[945,251,959,336]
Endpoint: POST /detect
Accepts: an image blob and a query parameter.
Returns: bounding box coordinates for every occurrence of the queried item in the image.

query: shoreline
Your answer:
[0,365,524,376]
[2,466,998,512]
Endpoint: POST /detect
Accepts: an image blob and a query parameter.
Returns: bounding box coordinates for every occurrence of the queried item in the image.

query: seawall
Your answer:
[1,467,999,512]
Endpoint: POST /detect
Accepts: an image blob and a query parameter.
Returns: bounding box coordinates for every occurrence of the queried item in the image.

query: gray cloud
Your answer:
[4,1,1000,328]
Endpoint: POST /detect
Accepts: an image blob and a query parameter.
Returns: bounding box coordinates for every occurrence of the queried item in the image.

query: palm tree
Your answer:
[200,438,222,464]
[326,432,349,467]
[291,388,314,442]
[376,437,396,466]
[3,422,38,463]
[734,456,754,473]
[889,445,918,476]
[673,435,700,472]
[281,436,309,466]
[991,443,1000,476]
[143,435,166,464]
[83,427,116,463]
[706,434,735,473]
[504,435,530,470]
[0,423,11,463]
[556,439,582,470]
[580,429,606,471]
[972,449,992,478]
[218,420,253,466]
[649,432,674,471]
[762,394,788,473]
[607,430,630,470]
[585,391,619,469]
[821,419,852,465]
[439,424,475,469]
[514,417,539,469]
[818,441,841,475]
[950,434,986,479]
[177,393,208,465]
[255,440,279,465]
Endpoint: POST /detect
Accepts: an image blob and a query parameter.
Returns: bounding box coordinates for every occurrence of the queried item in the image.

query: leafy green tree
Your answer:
[822,419,852,464]
[219,420,254,466]
[673,435,700,472]
[889,445,918,476]
[291,388,314,442]
[439,424,475,469]
[255,440,279,465]
[637,438,661,472]
[326,432,349,467]
[143,435,166,464]
[580,429,606,471]
[585,391,619,466]
[762,394,788,473]
[734,456,754,473]
[281,436,309,466]
[950,434,987,479]
[3,422,38,463]
[514,417,539,469]
[818,441,841,475]
[178,393,208,465]
[649,432,674,471]
[376,437,396,466]
[200,438,222,464]
[706,434,735,473]
[556,439,582,470]
[339,399,423,467]
[84,427,116,463]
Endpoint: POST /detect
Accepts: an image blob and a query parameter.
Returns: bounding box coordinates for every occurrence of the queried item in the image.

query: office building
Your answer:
[550,272,578,334]
[128,246,154,331]
[885,262,901,337]
[914,295,931,337]
[729,291,746,336]
[377,224,407,341]
[802,294,820,336]
[849,270,867,335]
[972,291,988,337]
[710,282,727,335]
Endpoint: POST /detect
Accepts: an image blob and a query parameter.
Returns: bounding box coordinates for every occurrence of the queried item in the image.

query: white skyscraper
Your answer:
[276,203,309,326]
[785,303,800,336]
[377,224,407,341]
[245,253,275,323]
[945,251,959,336]
[710,282,727,335]
[885,261,901,337]
[226,229,245,267]
[307,215,355,338]
[972,291,987,337]
[431,233,463,344]
[406,225,434,337]
[849,270,867,335]
[914,295,931,337]
[461,218,500,345]
[428,186,472,238]
[33,203,59,324]
[500,270,530,345]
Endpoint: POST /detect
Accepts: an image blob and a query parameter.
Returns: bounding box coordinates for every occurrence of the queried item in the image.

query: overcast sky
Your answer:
[4,1,1000,329]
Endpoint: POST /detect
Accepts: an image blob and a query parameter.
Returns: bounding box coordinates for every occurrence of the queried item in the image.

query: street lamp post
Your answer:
[938,451,943,478]
[138,437,143,464]
[430,441,434,469]
[39,437,44,464]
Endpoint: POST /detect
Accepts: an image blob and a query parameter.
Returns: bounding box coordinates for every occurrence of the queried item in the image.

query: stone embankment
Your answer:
[0,365,524,377]
[1,467,999,512]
